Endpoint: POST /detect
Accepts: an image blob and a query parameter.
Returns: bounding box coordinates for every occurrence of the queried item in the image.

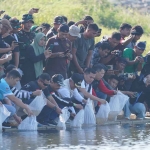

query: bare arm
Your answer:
[78,87,106,104]
[47,95,59,107]
[72,48,84,73]
[13,52,19,68]
[122,35,135,47]
[7,95,32,116]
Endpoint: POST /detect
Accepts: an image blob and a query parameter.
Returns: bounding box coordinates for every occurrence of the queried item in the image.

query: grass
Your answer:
[0,0,150,55]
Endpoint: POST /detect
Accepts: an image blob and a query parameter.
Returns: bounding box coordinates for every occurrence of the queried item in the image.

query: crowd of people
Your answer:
[0,8,150,129]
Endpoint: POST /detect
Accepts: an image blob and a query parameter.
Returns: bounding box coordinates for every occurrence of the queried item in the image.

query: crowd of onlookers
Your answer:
[0,8,150,129]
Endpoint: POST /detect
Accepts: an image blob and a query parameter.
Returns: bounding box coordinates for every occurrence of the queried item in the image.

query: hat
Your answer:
[30,25,42,32]
[41,23,51,29]
[51,74,64,86]
[59,24,69,33]
[10,18,21,29]
[2,14,11,20]
[69,25,81,38]
[54,16,64,25]
[20,14,34,24]
[71,73,83,87]
[136,41,146,50]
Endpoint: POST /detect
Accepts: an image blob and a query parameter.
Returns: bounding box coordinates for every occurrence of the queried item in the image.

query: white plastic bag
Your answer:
[96,102,110,124]
[108,91,129,121]
[18,116,37,131]
[26,93,47,116]
[84,99,96,125]
[0,105,11,131]
[57,107,70,130]
[70,109,84,128]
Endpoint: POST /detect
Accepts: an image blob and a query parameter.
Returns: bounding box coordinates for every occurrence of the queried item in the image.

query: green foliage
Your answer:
[0,0,150,54]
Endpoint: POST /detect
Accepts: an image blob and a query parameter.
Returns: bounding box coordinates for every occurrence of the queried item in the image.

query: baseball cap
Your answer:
[9,18,21,29]
[71,73,83,87]
[59,24,69,33]
[2,14,11,20]
[136,41,146,50]
[69,25,81,38]
[54,16,64,25]
[20,14,34,24]
[51,74,64,86]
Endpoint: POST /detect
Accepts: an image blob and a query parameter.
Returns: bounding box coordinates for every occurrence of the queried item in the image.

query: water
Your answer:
[1,123,150,150]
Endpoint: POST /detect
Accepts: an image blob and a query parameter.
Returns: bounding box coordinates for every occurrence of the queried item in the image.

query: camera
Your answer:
[113,50,122,57]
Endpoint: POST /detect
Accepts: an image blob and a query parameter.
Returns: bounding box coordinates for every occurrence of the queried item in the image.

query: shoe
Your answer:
[2,122,11,129]
[37,121,50,126]
[48,120,57,126]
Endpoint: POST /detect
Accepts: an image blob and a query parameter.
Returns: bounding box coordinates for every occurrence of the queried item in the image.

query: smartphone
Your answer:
[48,44,54,52]
[107,65,113,70]
[14,41,24,44]
[64,49,70,55]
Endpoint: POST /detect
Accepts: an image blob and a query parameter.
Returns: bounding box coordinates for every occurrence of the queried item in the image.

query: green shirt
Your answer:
[123,48,138,73]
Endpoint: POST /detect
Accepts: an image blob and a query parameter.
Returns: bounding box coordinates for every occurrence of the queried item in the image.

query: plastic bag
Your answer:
[70,109,84,128]
[96,102,110,124]
[57,107,70,130]
[0,105,11,131]
[25,93,47,116]
[108,91,129,121]
[18,116,37,131]
[84,100,96,125]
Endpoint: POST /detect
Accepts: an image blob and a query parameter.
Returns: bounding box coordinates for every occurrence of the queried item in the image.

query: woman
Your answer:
[21,32,51,85]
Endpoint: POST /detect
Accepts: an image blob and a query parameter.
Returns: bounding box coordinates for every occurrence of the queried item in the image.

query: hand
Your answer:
[56,107,62,114]
[28,8,39,15]
[0,10,5,15]
[57,52,65,58]
[113,90,117,95]
[32,90,42,96]
[137,56,144,63]
[77,67,84,74]
[128,92,137,98]
[134,56,140,63]
[6,54,12,61]
[11,41,18,51]
[44,50,52,59]
[75,104,83,110]
[70,113,76,118]
[98,99,106,104]
[82,99,87,104]
[25,106,33,116]
[14,115,22,124]
[66,53,72,60]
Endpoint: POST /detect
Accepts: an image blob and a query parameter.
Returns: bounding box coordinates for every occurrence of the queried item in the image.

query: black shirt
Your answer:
[21,81,50,99]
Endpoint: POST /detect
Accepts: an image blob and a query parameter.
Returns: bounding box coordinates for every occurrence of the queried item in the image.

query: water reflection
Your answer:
[0,124,150,150]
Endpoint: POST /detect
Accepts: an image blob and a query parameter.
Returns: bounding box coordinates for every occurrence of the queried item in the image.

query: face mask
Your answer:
[143,78,147,84]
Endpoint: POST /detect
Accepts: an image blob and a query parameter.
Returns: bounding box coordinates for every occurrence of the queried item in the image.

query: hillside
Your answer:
[0,0,150,54]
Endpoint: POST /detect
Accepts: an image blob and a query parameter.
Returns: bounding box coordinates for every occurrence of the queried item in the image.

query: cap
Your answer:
[30,25,42,32]
[20,14,34,24]
[54,16,64,25]
[51,74,64,86]
[69,25,81,38]
[71,73,83,87]
[9,18,21,29]
[41,23,51,29]
[2,14,11,20]
[136,41,146,50]
[59,24,69,33]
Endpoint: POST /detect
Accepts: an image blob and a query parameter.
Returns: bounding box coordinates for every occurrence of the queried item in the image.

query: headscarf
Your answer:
[31,32,46,78]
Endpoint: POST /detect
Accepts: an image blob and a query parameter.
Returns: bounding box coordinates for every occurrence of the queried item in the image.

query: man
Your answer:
[17,14,35,75]
[75,16,94,33]
[58,73,87,105]
[0,70,33,126]
[36,74,83,125]
[70,23,98,74]
[97,32,121,65]
[46,16,64,39]
[41,23,51,35]
[115,23,132,51]
[67,25,81,42]
[45,24,72,79]
[91,42,111,67]
[122,25,144,49]
[123,41,146,73]
[21,73,62,126]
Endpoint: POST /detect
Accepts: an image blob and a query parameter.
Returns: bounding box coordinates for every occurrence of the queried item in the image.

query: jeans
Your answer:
[123,100,146,119]
[3,104,16,123]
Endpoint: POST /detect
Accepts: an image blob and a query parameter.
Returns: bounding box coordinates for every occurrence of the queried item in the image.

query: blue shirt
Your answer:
[0,78,13,101]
